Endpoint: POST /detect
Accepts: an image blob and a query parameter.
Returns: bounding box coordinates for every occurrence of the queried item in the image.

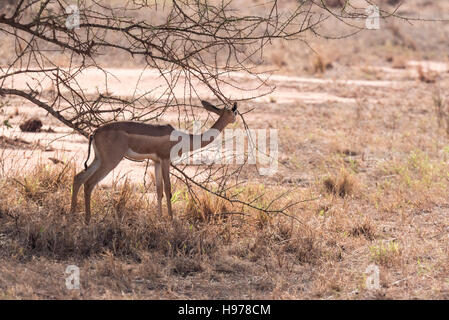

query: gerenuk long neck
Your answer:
[189,113,229,152]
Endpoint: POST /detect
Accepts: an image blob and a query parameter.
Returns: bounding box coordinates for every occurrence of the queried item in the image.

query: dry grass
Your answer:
[323,169,359,198]
[0,163,329,298]
[1,0,449,300]
[417,65,438,83]
[2,107,449,299]
[311,55,333,75]
[4,78,449,299]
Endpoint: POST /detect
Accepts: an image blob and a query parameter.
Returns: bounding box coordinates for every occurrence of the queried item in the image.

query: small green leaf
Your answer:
[3,119,12,128]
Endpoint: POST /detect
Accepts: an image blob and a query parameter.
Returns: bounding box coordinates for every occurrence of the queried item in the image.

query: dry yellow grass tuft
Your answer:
[323,169,359,198]
[183,189,232,223]
[311,54,333,74]
[417,65,437,83]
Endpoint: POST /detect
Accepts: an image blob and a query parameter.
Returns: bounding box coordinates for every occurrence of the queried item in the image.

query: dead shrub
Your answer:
[248,221,323,265]
[282,233,322,265]
[14,163,71,205]
[19,118,43,132]
[370,241,402,267]
[111,178,136,221]
[312,55,333,74]
[323,170,358,198]
[183,190,232,223]
[349,220,376,241]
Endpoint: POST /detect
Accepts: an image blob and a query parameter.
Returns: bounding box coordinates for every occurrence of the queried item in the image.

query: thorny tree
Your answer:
[0,0,408,217]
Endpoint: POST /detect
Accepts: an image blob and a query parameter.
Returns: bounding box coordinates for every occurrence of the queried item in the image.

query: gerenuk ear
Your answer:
[232,102,237,112]
[201,100,221,115]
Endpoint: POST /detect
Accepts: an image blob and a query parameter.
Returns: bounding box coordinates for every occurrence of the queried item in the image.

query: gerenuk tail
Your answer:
[84,134,94,171]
